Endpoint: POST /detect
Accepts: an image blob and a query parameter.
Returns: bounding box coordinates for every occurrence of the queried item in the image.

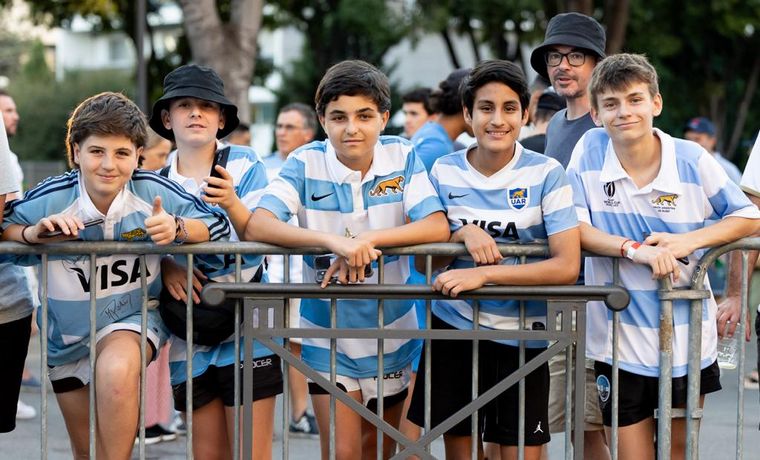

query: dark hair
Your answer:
[314,60,391,116]
[429,69,469,116]
[461,60,530,114]
[402,87,433,115]
[66,92,147,169]
[589,53,659,111]
[0,89,10,98]
[530,75,550,93]
[280,102,318,133]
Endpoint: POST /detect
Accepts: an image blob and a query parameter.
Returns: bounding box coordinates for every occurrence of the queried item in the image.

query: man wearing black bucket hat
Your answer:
[150,64,281,459]
[530,12,611,460]
[530,12,606,169]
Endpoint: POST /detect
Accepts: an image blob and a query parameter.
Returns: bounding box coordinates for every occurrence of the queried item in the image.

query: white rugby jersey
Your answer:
[164,144,273,384]
[568,128,760,377]
[257,136,444,378]
[430,144,578,347]
[1,169,230,366]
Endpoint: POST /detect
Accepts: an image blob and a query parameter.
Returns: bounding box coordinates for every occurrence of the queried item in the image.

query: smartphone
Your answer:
[207,146,230,188]
[314,255,374,284]
[38,218,104,239]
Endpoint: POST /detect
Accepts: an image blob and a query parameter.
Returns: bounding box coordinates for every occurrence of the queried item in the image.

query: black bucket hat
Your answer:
[149,64,239,140]
[530,12,606,81]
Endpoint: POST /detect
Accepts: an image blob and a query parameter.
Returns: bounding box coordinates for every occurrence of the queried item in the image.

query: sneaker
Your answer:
[21,376,42,389]
[16,400,36,420]
[289,412,319,438]
[168,413,187,436]
[134,425,178,445]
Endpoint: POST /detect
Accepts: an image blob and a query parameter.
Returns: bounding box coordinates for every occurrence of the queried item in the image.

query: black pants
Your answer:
[0,314,33,432]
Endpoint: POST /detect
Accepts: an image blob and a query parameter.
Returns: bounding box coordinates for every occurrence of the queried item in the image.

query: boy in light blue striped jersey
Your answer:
[567,53,760,458]
[247,60,450,459]
[407,60,580,459]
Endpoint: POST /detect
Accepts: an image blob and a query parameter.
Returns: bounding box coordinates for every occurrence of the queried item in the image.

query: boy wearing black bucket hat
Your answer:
[530,12,611,460]
[530,12,606,170]
[149,64,281,460]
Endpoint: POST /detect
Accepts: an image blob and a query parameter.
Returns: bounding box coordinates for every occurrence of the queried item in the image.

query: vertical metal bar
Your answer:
[564,306,572,460]
[518,255,526,460]
[243,267,254,460]
[611,258,621,460]
[424,254,432,454]
[40,254,49,460]
[88,253,97,460]
[233,254,242,460]
[282,253,290,460]
[685,296,703,458]
[736,250,749,460]
[377,257,385,460]
[137,256,149,459]
[185,254,194,460]
[471,299,479,460]
[329,297,337,460]
[573,303,586,460]
[657,278,674,460]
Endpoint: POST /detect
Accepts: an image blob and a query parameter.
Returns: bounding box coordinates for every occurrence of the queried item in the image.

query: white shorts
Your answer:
[48,311,166,393]
[309,364,412,408]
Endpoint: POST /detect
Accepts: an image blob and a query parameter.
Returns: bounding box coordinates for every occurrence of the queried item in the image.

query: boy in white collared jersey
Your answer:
[247,60,450,459]
[407,60,580,460]
[567,53,760,459]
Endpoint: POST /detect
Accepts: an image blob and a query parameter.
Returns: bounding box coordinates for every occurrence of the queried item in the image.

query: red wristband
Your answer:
[620,239,632,257]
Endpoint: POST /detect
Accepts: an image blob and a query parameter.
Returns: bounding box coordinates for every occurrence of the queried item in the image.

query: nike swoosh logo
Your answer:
[448,192,468,199]
[311,192,334,201]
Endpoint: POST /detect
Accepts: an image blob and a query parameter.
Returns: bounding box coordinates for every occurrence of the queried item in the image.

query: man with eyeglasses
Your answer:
[530,12,606,169]
[263,102,320,438]
[530,11,611,460]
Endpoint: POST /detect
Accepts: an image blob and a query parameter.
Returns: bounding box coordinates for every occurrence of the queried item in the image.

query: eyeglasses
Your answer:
[275,123,304,132]
[545,51,587,67]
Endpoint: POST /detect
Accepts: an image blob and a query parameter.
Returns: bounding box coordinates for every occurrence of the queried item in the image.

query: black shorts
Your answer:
[408,315,550,446]
[0,314,33,433]
[173,354,283,411]
[594,360,722,427]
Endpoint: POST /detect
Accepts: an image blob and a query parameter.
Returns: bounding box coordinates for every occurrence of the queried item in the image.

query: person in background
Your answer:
[520,91,566,154]
[0,111,34,432]
[520,75,551,140]
[684,117,742,184]
[401,87,435,139]
[0,88,39,420]
[139,127,173,171]
[225,122,252,147]
[264,102,319,438]
[411,69,472,172]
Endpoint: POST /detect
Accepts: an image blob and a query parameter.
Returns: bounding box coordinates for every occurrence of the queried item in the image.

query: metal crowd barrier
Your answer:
[3,239,758,459]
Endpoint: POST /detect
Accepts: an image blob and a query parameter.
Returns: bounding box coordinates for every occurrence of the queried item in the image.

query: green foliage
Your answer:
[270,0,414,110]
[0,30,26,78]
[20,40,53,84]
[8,70,134,161]
[626,0,760,160]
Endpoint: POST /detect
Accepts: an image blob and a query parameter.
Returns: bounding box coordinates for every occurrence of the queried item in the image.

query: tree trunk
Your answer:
[726,54,760,159]
[604,0,629,54]
[564,0,593,15]
[440,29,462,69]
[177,0,263,124]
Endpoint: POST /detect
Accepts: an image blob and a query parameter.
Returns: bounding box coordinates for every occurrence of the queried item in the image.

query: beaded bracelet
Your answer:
[174,216,188,244]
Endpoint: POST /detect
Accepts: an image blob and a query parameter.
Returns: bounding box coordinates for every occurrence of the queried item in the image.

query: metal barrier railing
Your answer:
[5,238,758,459]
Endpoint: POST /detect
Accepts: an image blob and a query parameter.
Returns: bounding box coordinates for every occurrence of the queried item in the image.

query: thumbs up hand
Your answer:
[145,196,176,245]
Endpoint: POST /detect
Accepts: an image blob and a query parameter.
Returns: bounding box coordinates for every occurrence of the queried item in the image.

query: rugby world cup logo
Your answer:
[508,187,528,210]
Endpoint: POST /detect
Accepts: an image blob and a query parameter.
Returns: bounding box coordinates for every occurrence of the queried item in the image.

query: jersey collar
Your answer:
[325,139,396,184]
[598,128,683,195]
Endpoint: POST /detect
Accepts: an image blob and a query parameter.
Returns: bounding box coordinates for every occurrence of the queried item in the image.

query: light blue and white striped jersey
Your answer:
[257,136,444,378]
[430,144,578,347]
[567,128,760,377]
[164,144,272,384]
[1,169,230,366]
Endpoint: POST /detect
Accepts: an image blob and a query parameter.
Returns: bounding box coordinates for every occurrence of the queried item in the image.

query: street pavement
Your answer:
[2,335,758,459]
